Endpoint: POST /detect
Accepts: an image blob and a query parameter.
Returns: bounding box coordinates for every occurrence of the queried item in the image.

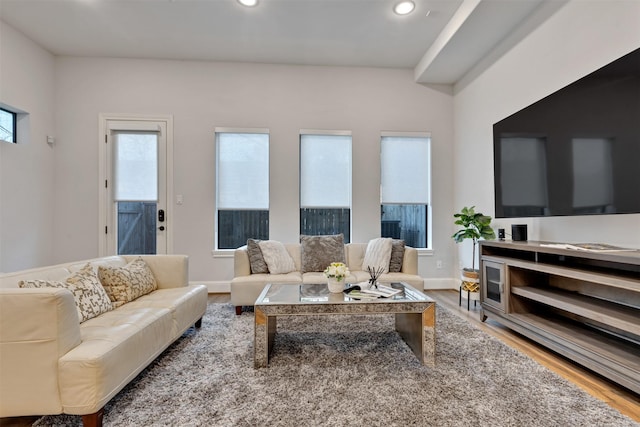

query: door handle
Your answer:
[159,226,165,231]
[158,209,165,222]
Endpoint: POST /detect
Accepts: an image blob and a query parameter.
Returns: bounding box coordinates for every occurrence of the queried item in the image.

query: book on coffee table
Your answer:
[347,284,402,299]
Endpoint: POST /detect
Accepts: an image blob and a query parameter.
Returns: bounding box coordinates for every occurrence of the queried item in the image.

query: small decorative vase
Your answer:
[327,277,345,293]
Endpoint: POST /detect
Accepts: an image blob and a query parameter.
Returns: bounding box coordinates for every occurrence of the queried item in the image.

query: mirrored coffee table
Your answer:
[254,282,435,368]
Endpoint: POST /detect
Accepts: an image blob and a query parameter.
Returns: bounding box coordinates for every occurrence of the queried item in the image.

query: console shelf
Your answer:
[511,286,638,335]
[479,240,640,394]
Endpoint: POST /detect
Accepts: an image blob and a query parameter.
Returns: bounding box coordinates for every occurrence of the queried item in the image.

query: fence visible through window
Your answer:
[300,208,350,241]
[218,210,269,249]
[118,201,157,254]
[381,204,427,248]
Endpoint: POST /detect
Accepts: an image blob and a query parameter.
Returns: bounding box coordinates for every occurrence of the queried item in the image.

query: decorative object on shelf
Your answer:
[324,262,349,293]
[511,224,528,241]
[452,206,496,309]
[367,266,384,289]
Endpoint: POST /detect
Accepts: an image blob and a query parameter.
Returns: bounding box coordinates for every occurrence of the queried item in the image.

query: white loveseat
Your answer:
[231,242,423,314]
[0,255,208,427]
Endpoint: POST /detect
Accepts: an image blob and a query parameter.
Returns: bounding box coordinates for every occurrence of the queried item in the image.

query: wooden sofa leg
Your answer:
[195,317,203,328]
[235,306,242,315]
[82,407,104,427]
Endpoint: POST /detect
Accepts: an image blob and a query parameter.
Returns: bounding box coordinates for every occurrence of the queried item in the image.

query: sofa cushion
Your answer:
[363,238,393,274]
[300,234,346,273]
[389,239,406,273]
[258,240,296,274]
[98,258,157,308]
[19,263,113,323]
[247,239,269,274]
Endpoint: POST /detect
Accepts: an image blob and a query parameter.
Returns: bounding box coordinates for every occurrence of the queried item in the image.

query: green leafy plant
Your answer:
[452,206,496,271]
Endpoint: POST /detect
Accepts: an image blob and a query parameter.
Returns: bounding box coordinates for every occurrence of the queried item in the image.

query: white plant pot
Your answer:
[327,278,345,293]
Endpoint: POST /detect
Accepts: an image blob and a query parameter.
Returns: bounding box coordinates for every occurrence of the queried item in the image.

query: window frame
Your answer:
[214,127,270,252]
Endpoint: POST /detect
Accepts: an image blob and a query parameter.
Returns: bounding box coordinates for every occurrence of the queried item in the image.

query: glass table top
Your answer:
[256,282,433,305]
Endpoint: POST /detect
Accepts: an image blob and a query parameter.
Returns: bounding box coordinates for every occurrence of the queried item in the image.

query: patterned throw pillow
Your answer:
[247,238,269,274]
[257,240,296,274]
[300,234,346,273]
[363,237,393,274]
[19,263,113,323]
[98,258,157,308]
[388,239,406,273]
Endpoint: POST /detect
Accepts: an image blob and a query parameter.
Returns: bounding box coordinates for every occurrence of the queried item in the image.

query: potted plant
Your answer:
[324,262,350,293]
[452,206,496,286]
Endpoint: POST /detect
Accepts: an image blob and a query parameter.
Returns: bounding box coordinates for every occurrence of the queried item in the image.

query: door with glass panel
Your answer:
[104,120,168,255]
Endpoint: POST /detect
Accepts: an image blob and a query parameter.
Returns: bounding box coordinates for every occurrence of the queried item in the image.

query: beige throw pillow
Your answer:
[363,237,393,274]
[19,263,113,323]
[258,240,296,274]
[98,258,157,308]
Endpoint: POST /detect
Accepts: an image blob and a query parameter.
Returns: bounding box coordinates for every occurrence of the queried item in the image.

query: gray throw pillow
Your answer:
[247,239,269,274]
[389,239,406,273]
[300,234,346,273]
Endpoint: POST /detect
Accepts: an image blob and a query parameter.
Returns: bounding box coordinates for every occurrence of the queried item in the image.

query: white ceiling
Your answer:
[0,0,563,85]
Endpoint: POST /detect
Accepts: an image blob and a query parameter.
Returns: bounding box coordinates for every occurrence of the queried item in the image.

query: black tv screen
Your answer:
[493,47,640,218]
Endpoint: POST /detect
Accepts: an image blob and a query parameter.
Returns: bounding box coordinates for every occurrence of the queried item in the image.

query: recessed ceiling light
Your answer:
[394,1,415,15]
[237,0,258,7]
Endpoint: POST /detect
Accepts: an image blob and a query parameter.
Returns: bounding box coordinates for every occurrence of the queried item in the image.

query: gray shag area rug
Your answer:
[35,303,638,427]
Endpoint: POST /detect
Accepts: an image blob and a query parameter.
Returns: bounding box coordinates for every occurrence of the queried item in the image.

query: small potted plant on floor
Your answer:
[452,206,496,295]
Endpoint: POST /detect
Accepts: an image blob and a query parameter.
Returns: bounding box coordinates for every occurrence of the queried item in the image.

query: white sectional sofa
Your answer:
[231,241,423,314]
[0,255,208,427]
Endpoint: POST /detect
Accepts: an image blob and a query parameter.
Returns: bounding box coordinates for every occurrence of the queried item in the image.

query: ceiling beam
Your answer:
[413,0,482,84]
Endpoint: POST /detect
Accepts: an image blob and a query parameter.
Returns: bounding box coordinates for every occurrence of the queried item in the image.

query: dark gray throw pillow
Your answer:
[300,234,346,273]
[247,239,269,274]
[388,239,406,273]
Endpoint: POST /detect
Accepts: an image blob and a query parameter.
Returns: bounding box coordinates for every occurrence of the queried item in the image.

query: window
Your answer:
[113,131,159,255]
[300,131,351,241]
[0,108,17,143]
[215,129,269,249]
[380,133,431,248]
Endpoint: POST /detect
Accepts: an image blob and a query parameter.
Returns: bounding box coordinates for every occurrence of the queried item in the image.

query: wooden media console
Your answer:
[479,240,640,394]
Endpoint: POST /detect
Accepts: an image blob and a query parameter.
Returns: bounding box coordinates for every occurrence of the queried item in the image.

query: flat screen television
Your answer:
[493,47,640,218]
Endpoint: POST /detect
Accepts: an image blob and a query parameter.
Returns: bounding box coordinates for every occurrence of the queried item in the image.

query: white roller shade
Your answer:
[216,132,269,210]
[113,132,158,201]
[381,135,430,204]
[300,133,352,208]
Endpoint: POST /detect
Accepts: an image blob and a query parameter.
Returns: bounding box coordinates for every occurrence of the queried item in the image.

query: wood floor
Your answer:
[2,290,638,426]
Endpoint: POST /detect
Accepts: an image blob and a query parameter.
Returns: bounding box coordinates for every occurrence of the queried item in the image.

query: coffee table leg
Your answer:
[395,303,435,367]
[254,307,276,368]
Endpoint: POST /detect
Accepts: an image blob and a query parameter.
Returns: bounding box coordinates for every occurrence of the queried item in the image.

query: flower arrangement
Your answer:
[324,262,350,281]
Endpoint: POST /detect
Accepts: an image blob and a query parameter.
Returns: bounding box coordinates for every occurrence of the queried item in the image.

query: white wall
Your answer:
[52,58,456,284]
[452,0,640,270]
[0,21,56,272]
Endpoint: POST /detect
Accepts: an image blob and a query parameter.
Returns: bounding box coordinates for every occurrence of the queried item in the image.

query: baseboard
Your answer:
[194,281,230,294]
[423,278,458,291]
[195,279,459,294]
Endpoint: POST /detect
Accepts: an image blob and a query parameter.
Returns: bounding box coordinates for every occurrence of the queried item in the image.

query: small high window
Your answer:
[0,108,17,143]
